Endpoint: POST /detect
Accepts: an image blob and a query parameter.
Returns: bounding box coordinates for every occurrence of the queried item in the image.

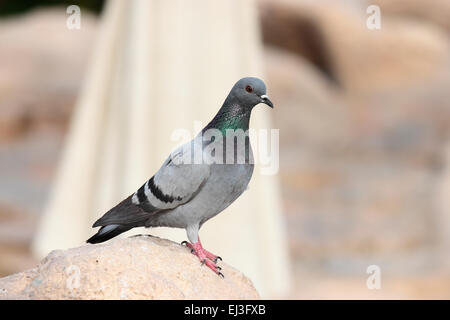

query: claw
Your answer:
[218,272,224,279]
[187,237,224,276]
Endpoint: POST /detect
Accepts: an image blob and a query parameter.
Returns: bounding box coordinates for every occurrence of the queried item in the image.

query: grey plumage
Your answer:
[87,77,273,245]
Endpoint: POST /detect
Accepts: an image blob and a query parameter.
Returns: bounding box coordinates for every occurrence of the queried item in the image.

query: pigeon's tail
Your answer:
[86,224,131,244]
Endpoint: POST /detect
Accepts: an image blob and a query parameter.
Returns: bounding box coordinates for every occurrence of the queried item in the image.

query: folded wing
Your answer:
[93,143,210,227]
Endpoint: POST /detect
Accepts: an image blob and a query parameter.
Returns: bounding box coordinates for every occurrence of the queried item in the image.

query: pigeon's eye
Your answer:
[245,85,253,93]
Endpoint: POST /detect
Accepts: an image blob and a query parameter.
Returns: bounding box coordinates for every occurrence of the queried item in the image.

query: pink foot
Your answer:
[182,239,223,277]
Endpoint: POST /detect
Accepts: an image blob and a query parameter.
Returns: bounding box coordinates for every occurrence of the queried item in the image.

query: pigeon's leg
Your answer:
[182,238,223,277]
[182,240,222,263]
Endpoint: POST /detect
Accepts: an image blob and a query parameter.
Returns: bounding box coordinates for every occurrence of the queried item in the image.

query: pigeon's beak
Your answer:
[260,95,274,108]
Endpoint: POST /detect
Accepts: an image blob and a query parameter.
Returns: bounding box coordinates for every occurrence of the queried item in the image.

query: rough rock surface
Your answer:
[0,236,259,300]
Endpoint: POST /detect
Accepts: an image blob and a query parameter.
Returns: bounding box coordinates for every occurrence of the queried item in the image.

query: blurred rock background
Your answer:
[0,0,449,298]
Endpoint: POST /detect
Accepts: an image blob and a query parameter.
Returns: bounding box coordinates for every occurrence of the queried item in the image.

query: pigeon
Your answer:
[87,77,274,276]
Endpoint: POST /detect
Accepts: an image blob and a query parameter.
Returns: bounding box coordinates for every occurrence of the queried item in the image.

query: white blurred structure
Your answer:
[33,0,290,297]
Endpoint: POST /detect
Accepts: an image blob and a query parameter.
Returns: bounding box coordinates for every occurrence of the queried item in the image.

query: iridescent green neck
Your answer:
[219,113,250,132]
[203,104,251,135]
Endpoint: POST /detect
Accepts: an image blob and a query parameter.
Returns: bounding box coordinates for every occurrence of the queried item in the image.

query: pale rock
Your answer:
[259,0,450,93]
[0,236,259,300]
[373,0,450,35]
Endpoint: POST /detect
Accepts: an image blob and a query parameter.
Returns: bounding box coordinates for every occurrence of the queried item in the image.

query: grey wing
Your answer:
[133,146,210,211]
[92,195,150,227]
[93,143,210,227]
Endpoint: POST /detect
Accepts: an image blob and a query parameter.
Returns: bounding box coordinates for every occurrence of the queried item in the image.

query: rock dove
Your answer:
[87,77,274,276]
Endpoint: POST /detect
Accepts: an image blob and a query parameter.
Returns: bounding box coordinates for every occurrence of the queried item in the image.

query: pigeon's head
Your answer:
[231,77,274,109]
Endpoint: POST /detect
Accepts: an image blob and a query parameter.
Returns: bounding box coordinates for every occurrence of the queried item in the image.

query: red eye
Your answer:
[245,85,253,93]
